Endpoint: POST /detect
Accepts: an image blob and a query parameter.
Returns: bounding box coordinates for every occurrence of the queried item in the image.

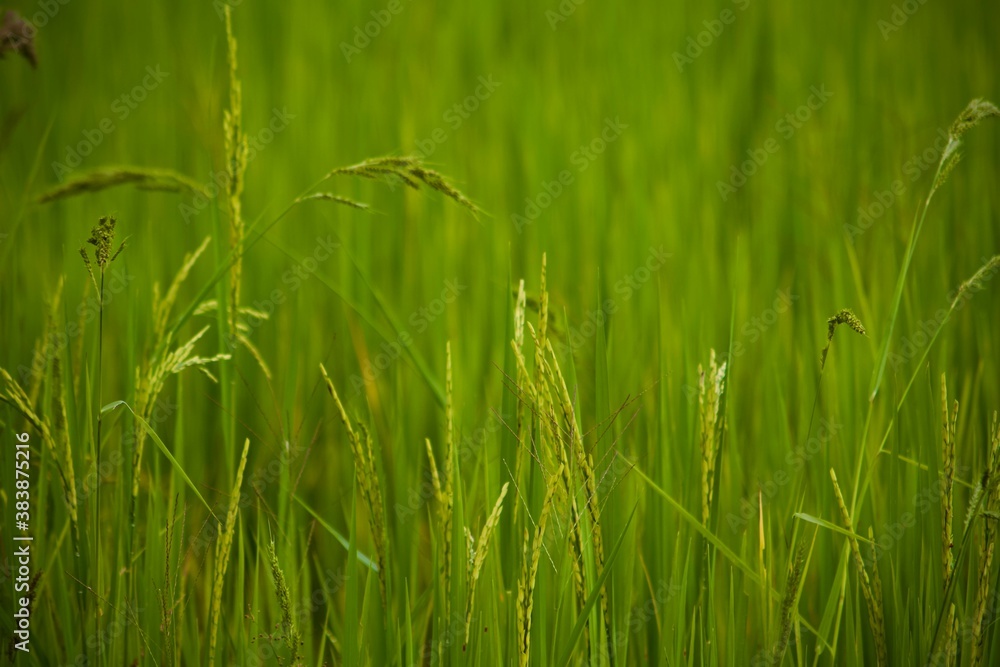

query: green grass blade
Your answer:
[100,400,217,521]
[293,494,378,571]
[558,503,637,667]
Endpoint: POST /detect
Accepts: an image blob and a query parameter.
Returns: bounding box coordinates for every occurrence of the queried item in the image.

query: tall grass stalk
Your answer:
[817,99,1000,663]
[6,5,1000,663]
[208,437,250,667]
[78,215,126,662]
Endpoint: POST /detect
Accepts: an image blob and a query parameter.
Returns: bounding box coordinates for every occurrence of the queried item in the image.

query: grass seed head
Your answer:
[949,98,1000,141]
[957,255,1000,298]
[324,156,481,216]
[517,468,561,666]
[821,308,867,369]
[773,545,806,666]
[827,308,867,338]
[830,468,888,665]
[319,363,389,607]
[266,539,303,666]
[464,482,510,646]
[80,216,127,290]
[971,413,1000,667]
[37,166,211,204]
[699,349,727,524]
[931,98,998,195]
[208,438,250,667]
[940,373,957,586]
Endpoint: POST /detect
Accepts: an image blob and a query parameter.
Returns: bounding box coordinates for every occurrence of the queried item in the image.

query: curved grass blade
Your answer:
[558,503,637,667]
[794,513,874,544]
[340,243,445,406]
[101,400,217,521]
[293,494,378,572]
[37,166,211,203]
[635,465,832,651]
[261,235,446,407]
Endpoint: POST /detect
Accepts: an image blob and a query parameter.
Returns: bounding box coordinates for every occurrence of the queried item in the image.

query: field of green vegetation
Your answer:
[1,1,999,665]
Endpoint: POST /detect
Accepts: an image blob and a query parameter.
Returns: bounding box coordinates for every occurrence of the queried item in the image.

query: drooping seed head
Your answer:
[949,98,1000,141]
[933,98,998,195]
[957,255,1000,298]
[820,308,867,369]
[827,308,867,339]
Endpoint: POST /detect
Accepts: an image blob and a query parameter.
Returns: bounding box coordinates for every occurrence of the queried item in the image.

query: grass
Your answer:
[1,1,1000,665]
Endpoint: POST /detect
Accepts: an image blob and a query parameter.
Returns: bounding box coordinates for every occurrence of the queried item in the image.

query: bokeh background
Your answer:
[1,0,999,664]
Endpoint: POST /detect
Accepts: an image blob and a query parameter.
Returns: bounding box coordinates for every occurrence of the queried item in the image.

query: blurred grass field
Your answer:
[1,0,1000,665]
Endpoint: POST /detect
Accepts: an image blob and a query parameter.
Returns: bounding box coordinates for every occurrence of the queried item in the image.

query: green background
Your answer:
[1,0,998,664]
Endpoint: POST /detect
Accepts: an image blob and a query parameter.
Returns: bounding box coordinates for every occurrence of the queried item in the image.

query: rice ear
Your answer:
[266,539,303,664]
[322,156,481,217]
[208,438,250,667]
[517,467,561,666]
[464,482,510,646]
[930,98,998,196]
[941,373,956,587]
[319,363,389,607]
[772,546,806,666]
[153,236,211,340]
[37,166,211,204]
[830,469,888,666]
[969,414,1000,667]
[50,355,79,541]
[425,438,444,504]
[223,4,249,335]
[133,323,230,506]
[295,192,370,210]
[441,343,456,617]
[699,349,727,525]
